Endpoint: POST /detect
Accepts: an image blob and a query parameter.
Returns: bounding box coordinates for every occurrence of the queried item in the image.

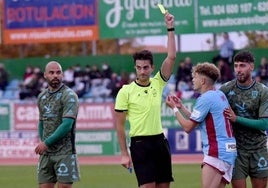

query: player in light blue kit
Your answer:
[166,62,237,188]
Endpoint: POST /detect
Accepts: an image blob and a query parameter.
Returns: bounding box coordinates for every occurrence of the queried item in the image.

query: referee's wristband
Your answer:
[173,107,178,114]
[167,28,175,32]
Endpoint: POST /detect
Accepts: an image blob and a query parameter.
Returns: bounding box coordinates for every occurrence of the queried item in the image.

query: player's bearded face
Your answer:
[236,71,251,83]
[234,62,253,84]
[48,77,62,88]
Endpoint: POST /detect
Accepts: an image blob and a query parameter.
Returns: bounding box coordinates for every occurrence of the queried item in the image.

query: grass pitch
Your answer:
[0,164,247,187]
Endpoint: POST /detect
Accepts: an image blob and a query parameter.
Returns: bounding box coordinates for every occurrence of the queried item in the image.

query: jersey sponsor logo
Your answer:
[235,103,246,113]
[44,104,52,114]
[251,91,258,99]
[225,142,236,152]
[257,156,268,171]
[57,163,69,177]
[191,109,200,119]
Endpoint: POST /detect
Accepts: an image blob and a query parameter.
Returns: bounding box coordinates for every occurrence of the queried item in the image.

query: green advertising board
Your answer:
[197,0,268,33]
[0,103,10,130]
[161,99,196,128]
[76,130,120,156]
[99,0,268,38]
[99,0,195,38]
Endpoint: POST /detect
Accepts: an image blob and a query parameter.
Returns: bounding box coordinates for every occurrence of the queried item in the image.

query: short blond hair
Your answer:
[192,62,220,83]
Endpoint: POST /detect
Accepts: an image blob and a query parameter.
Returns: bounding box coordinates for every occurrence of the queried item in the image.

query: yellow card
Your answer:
[157,3,166,14]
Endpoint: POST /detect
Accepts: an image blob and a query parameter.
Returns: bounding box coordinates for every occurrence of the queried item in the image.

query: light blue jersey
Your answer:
[190,90,237,165]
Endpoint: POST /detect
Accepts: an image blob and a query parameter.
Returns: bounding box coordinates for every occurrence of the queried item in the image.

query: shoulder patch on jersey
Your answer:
[191,109,201,119]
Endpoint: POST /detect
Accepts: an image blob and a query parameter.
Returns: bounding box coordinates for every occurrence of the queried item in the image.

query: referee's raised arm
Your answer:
[161,12,176,81]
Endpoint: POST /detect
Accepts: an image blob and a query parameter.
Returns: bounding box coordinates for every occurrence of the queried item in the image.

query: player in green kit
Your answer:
[115,12,176,188]
[221,50,268,188]
[34,61,80,188]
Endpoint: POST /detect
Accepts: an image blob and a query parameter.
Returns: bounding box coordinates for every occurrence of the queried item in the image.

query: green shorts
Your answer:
[37,154,80,184]
[232,149,268,180]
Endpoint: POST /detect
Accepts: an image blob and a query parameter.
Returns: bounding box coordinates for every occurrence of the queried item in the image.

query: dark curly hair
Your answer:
[233,50,255,63]
[132,50,153,65]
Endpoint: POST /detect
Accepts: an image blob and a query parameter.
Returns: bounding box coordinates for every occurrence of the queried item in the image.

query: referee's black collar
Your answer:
[134,80,150,87]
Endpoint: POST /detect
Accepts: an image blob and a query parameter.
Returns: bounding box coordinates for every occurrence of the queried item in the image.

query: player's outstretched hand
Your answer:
[166,95,183,109]
[166,95,175,108]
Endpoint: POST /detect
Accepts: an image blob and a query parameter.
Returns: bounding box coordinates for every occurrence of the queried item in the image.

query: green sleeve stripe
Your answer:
[44,118,74,147]
[38,121,43,141]
[236,116,268,131]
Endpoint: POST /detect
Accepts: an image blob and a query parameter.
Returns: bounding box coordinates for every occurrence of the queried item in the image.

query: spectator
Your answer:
[23,65,34,81]
[90,80,111,99]
[72,77,86,98]
[175,60,187,91]
[212,32,234,65]
[82,65,91,93]
[19,72,40,99]
[38,76,48,92]
[19,67,43,100]
[63,66,75,88]
[89,64,102,80]
[0,63,9,91]
[217,59,234,84]
[118,71,129,88]
[184,56,193,77]
[129,72,136,82]
[83,65,91,83]
[101,62,112,79]
[101,63,113,95]
[175,58,192,92]
[73,64,84,81]
[107,73,121,99]
[256,57,268,85]
[89,64,102,88]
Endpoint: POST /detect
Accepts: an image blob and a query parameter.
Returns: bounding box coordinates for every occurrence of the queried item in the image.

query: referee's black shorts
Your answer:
[130,133,174,186]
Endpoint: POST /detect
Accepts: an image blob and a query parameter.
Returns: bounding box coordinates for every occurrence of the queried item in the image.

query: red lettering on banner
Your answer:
[14,103,39,130]
[25,7,34,20]
[16,106,39,121]
[6,4,95,23]
[37,7,48,21]
[0,139,20,146]
[77,103,115,130]
[13,102,115,130]
[0,137,39,158]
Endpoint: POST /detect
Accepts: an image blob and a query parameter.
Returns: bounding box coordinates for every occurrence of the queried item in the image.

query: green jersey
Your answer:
[37,84,79,155]
[115,72,166,137]
[220,80,268,151]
